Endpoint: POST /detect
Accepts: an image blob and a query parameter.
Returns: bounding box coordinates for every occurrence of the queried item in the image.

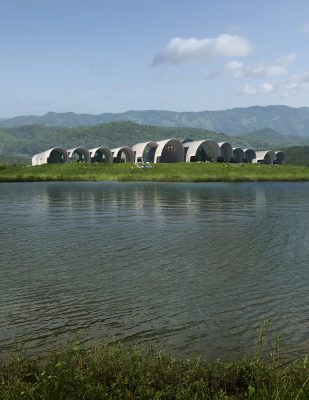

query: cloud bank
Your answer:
[280,71,309,95]
[153,34,252,66]
[242,71,309,96]
[242,83,274,95]
[223,54,295,79]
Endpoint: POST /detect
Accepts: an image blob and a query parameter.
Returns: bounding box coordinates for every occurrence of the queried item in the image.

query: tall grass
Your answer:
[0,337,308,400]
[1,163,309,182]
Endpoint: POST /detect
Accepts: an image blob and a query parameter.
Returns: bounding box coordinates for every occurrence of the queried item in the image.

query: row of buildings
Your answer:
[32,138,285,166]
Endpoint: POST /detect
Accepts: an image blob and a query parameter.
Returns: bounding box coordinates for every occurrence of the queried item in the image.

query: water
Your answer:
[0,181,309,361]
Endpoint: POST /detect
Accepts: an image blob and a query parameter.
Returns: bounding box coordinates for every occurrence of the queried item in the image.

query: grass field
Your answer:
[1,162,309,182]
[1,339,308,400]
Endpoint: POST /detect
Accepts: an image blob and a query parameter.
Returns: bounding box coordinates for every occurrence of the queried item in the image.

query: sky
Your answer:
[1,0,309,117]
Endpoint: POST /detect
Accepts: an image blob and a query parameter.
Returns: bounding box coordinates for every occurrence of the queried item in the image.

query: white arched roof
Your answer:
[253,150,276,164]
[111,146,135,163]
[243,148,256,163]
[67,146,91,163]
[32,154,38,165]
[32,147,68,166]
[132,141,158,162]
[218,142,233,162]
[183,140,220,162]
[153,138,184,163]
[89,146,113,163]
[232,147,245,163]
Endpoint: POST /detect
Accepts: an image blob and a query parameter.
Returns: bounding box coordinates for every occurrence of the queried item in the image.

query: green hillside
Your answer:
[0,121,244,158]
[1,105,309,137]
[280,145,309,166]
[239,128,307,149]
[1,121,306,159]
[0,121,308,166]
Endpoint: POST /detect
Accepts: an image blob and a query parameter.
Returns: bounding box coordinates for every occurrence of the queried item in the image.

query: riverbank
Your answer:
[1,341,308,399]
[1,163,309,182]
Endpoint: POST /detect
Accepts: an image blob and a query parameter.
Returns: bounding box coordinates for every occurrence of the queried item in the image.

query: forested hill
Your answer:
[280,145,309,166]
[239,128,307,149]
[1,121,307,159]
[1,105,309,137]
[0,122,232,156]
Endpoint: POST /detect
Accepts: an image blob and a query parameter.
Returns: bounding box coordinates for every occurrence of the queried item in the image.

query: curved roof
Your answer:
[111,146,135,162]
[218,141,232,147]
[253,150,276,164]
[67,146,91,162]
[218,141,233,162]
[183,140,221,162]
[32,147,68,166]
[232,147,245,163]
[154,138,184,163]
[89,146,113,163]
[243,148,256,155]
[243,148,256,163]
[132,141,158,152]
[32,154,38,165]
[132,141,158,162]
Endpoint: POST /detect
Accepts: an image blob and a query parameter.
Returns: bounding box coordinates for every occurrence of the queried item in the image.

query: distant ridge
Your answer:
[1,105,309,137]
[239,128,306,150]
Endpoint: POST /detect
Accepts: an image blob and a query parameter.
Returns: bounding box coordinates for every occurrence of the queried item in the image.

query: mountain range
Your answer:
[1,105,309,137]
[0,121,307,161]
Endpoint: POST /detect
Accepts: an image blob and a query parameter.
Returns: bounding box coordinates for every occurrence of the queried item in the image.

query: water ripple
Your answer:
[0,182,309,360]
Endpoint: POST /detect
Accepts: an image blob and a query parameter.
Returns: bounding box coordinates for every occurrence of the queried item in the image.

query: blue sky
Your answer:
[1,0,309,117]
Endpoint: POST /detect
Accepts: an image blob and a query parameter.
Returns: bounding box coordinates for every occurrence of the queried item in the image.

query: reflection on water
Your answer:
[0,182,309,360]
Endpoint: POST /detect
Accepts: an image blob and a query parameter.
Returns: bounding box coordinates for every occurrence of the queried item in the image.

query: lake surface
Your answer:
[0,182,308,361]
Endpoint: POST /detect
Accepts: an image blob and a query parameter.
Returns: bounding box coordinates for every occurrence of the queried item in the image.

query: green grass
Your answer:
[1,163,309,182]
[0,340,308,399]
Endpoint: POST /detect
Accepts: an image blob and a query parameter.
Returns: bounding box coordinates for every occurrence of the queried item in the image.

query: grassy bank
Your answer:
[1,341,308,399]
[1,163,309,182]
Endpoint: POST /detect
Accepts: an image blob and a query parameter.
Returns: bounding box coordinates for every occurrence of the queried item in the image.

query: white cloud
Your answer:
[278,71,309,96]
[241,71,309,97]
[242,83,274,95]
[301,23,309,33]
[152,34,252,66]
[222,53,295,78]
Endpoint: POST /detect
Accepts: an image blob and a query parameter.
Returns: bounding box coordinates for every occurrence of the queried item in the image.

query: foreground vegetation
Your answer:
[1,162,309,182]
[1,339,308,399]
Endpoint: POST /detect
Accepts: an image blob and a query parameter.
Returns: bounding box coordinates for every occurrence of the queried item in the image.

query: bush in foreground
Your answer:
[0,340,308,399]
